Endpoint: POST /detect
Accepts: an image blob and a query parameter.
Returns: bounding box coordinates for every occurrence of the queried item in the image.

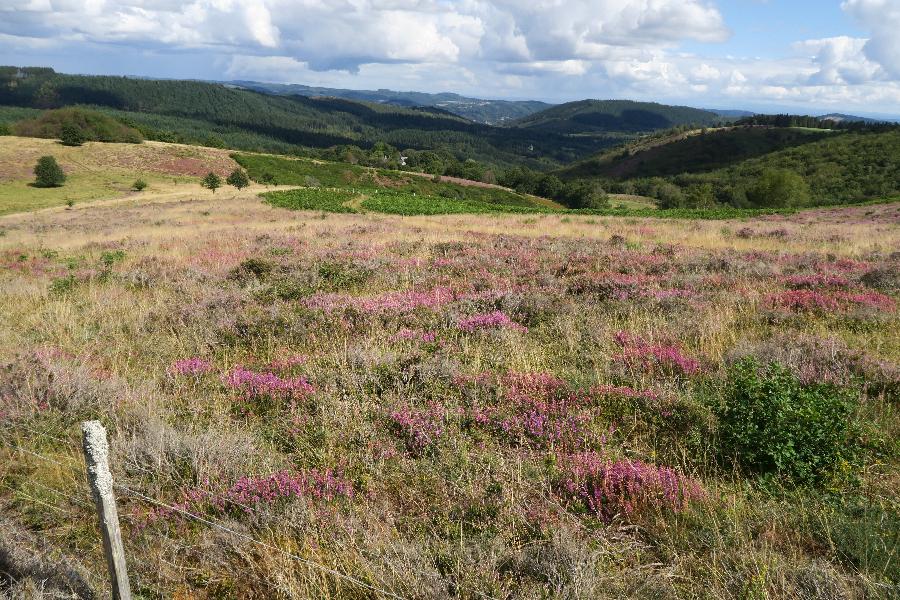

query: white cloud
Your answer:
[842,0,900,79]
[3,0,900,114]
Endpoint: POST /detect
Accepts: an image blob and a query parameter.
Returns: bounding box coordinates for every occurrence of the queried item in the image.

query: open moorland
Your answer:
[0,178,897,597]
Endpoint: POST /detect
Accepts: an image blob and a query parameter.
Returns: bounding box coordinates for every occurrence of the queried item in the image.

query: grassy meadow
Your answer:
[0,173,897,598]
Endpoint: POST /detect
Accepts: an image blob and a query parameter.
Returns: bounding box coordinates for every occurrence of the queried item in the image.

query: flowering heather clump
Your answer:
[560,453,705,522]
[614,331,701,376]
[224,367,314,401]
[768,290,841,312]
[782,274,849,289]
[388,404,446,454]
[457,310,527,333]
[168,358,212,376]
[768,289,896,313]
[474,372,593,449]
[305,286,456,314]
[142,469,354,525]
[840,291,896,312]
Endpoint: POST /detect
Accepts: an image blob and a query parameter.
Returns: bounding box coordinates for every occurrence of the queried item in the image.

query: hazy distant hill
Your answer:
[512,100,721,135]
[229,80,551,125]
[818,113,893,124]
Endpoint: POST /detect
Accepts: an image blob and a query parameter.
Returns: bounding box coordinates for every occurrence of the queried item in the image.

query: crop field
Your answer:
[0,185,897,598]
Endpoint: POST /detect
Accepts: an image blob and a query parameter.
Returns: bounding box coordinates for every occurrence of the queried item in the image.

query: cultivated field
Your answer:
[0,187,898,598]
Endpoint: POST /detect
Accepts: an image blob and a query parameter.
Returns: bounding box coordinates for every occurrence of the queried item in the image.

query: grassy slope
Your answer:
[0,136,237,215]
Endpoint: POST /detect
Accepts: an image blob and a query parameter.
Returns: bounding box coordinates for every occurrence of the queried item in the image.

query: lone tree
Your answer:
[59,124,85,147]
[746,168,811,208]
[226,168,250,190]
[201,172,222,193]
[33,155,66,188]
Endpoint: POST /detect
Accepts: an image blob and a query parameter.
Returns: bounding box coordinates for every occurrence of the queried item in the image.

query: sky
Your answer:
[1,0,899,117]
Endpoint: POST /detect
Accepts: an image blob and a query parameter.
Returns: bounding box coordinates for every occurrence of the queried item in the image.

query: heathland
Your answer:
[1,153,898,596]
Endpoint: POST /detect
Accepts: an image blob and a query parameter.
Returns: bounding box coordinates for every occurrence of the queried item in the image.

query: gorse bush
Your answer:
[716,358,860,486]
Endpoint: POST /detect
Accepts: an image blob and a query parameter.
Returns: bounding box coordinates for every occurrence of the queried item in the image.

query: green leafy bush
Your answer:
[201,172,222,193]
[59,123,85,146]
[716,358,860,486]
[33,155,66,188]
[226,168,250,190]
[132,179,148,191]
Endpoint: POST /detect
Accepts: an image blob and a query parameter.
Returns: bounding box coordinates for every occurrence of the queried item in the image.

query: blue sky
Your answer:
[1,1,898,117]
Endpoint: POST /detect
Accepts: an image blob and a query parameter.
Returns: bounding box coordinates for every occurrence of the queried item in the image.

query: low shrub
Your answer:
[716,358,861,486]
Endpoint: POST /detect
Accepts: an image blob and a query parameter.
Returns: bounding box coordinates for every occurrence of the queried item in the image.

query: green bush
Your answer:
[132,178,148,191]
[59,123,85,146]
[745,168,811,208]
[201,172,222,193]
[716,359,860,486]
[33,155,66,188]
[226,168,250,190]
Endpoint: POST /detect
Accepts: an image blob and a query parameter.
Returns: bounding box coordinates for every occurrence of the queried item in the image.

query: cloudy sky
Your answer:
[1,0,898,116]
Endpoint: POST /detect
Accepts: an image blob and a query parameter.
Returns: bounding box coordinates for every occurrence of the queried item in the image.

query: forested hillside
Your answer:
[513,100,722,134]
[558,126,900,207]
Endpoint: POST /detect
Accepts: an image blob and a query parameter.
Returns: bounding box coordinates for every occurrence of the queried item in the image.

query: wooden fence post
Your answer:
[81,420,132,600]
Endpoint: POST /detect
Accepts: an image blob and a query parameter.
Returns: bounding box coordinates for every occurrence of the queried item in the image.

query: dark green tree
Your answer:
[59,123,86,146]
[201,172,222,193]
[746,168,811,208]
[33,156,66,188]
[226,168,250,190]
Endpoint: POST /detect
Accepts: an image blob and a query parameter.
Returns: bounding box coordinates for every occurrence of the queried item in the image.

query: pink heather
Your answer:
[142,469,354,525]
[560,454,705,522]
[388,404,446,453]
[224,366,314,400]
[168,358,212,376]
[614,331,701,376]
[457,311,527,333]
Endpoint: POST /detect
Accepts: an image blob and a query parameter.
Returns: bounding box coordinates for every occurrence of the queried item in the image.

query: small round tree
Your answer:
[33,156,66,188]
[226,168,250,190]
[201,172,222,193]
[59,124,86,147]
[746,169,811,208]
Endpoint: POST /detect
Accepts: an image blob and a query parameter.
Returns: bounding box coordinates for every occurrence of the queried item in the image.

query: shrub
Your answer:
[132,178,148,191]
[226,168,250,190]
[59,123,85,146]
[33,155,65,188]
[559,453,705,522]
[716,358,860,486]
[746,168,811,208]
[201,171,222,193]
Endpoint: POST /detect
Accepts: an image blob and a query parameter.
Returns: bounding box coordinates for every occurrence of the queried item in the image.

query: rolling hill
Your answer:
[512,100,722,135]
[229,80,551,125]
[558,126,835,180]
[557,125,900,206]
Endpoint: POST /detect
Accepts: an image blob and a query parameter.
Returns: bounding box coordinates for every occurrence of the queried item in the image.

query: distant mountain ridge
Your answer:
[228,80,550,125]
